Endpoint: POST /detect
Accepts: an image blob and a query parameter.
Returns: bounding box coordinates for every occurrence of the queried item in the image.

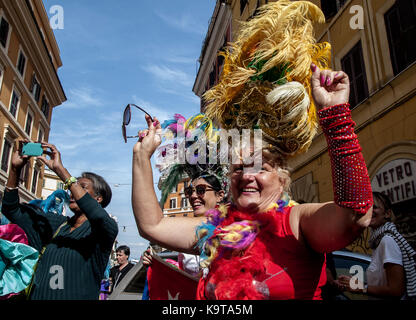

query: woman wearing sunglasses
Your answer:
[185,176,225,218]
[141,119,227,277]
[142,174,225,278]
[133,1,374,300]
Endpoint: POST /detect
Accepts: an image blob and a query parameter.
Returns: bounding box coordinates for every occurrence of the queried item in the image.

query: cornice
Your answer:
[30,0,62,68]
[2,0,66,107]
[193,2,232,96]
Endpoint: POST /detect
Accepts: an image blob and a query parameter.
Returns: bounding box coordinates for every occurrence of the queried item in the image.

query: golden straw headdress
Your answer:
[204,0,331,156]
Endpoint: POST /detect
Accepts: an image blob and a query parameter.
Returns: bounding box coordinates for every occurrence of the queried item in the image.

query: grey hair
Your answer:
[79,172,112,208]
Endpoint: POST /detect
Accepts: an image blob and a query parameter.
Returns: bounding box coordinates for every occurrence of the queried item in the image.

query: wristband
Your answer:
[5,186,19,192]
[318,103,373,214]
[63,176,77,190]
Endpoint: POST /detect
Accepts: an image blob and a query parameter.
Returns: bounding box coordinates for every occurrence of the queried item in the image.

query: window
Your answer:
[30,74,41,102]
[17,50,26,76]
[217,54,225,78]
[19,162,30,187]
[0,16,10,48]
[41,95,49,119]
[209,68,216,88]
[0,64,4,93]
[57,181,64,190]
[240,0,248,15]
[1,139,12,172]
[38,126,44,143]
[341,41,369,109]
[9,89,20,118]
[170,198,177,209]
[171,184,178,193]
[321,0,348,20]
[31,167,39,194]
[181,198,188,208]
[25,111,33,136]
[385,0,416,75]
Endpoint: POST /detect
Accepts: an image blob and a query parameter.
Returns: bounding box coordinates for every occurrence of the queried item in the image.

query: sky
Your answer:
[42,0,216,260]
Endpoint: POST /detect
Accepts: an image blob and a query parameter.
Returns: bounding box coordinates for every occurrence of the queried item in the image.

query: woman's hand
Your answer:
[133,115,161,159]
[337,274,365,293]
[37,143,66,179]
[310,63,350,110]
[142,249,153,266]
[10,140,30,172]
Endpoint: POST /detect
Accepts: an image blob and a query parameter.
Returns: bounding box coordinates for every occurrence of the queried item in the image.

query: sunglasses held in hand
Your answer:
[122,104,154,143]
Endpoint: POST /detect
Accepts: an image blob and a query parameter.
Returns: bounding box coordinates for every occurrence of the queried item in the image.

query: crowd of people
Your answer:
[1,0,415,301]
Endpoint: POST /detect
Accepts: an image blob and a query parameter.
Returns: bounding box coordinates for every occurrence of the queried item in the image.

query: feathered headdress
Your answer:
[204,0,331,156]
[157,113,229,206]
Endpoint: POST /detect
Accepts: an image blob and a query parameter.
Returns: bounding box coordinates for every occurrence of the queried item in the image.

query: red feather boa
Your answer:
[203,206,281,300]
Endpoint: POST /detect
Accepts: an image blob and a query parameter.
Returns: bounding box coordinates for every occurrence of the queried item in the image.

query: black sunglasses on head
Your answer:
[122,104,153,143]
[184,184,215,197]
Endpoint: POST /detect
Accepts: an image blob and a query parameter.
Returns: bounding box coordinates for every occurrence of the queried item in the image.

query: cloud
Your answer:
[155,11,206,35]
[126,242,148,248]
[130,96,171,123]
[165,55,196,65]
[157,87,200,105]
[142,64,193,88]
[62,87,103,109]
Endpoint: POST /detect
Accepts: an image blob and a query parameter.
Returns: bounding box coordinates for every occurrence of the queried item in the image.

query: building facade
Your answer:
[0,0,66,213]
[161,178,194,218]
[41,168,63,199]
[193,0,416,253]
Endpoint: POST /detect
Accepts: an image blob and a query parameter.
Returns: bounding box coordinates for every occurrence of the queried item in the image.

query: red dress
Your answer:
[196,206,327,300]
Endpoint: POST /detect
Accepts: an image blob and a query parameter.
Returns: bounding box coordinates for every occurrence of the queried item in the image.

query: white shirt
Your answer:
[178,253,201,277]
[366,235,404,299]
[178,253,208,278]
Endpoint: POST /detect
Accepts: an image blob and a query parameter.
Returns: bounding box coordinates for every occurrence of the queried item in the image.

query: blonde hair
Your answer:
[228,141,292,196]
[262,147,291,193]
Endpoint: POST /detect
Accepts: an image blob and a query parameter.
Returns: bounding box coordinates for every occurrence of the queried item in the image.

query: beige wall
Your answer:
[0,0,65,203]
[163,179,194,217]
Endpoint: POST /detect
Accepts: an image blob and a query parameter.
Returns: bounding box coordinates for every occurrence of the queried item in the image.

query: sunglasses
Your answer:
[122,104,153,143]
[184,184,215,197]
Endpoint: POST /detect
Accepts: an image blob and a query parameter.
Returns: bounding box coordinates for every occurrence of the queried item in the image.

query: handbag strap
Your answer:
[25,221,68,299]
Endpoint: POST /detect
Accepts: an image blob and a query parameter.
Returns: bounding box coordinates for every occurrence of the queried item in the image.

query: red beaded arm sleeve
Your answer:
[318,103,373,214]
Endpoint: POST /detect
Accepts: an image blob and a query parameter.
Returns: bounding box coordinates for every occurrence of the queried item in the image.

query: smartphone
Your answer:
[21,142,43,156]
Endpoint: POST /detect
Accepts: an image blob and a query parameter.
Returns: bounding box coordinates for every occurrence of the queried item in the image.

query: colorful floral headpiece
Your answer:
[204,0,331,157]
[157,113,229,205]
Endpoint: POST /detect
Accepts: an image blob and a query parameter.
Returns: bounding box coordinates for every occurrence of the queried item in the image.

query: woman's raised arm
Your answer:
[131,115,204,253]
[294,65,373,253]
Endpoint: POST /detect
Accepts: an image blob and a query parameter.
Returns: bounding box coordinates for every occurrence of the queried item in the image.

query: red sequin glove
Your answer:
[318,103,373,214]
